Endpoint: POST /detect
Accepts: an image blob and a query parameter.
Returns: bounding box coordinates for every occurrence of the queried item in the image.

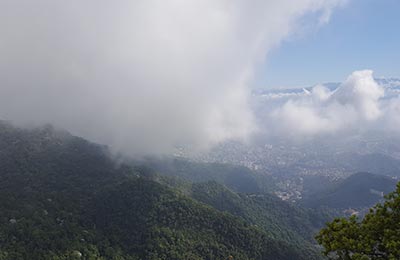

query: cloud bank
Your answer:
[0,0,344,155]
[266,70,400,138]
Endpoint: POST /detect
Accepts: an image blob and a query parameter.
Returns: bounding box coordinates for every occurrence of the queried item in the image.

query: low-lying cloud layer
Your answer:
[0,0,346,155]
[265,70,400,137]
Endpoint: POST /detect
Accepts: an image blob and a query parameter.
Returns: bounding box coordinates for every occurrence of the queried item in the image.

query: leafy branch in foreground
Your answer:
[316,182,400,260]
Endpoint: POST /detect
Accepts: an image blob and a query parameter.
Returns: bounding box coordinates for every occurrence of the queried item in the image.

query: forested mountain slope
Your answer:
[0,122,324,260]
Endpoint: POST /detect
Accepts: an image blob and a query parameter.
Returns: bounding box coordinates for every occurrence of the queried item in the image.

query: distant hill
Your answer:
[338,152,400,177]
[0,121,324,260]
[301,172,397,209]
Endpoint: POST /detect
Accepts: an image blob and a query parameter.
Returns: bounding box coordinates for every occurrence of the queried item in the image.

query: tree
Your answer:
[316,182,400,260]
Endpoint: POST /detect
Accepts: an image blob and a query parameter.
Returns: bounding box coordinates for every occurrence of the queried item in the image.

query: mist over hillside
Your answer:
[0,0,348,156]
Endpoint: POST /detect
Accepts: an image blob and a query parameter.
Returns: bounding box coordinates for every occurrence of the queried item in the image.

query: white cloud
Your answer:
[333,70,384,121]
[0,0,344,155]
[383,96,400,132]
[267,70,392,137]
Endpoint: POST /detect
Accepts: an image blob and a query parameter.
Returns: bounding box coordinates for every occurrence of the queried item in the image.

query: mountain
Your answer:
[301,172,397,209]
[337,152,400,177]
[0,122,324,260]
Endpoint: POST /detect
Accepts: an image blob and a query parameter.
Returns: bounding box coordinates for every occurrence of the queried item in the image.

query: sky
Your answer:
[258,0,400,88]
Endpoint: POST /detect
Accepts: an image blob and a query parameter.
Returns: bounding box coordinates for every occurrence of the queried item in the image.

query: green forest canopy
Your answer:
[316,182,400,260]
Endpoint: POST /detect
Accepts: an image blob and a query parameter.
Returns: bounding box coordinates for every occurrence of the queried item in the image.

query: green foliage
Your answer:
[0,122,323,260]
[95,178,313,260]
[316,182,400,259]
[192,181,327,241]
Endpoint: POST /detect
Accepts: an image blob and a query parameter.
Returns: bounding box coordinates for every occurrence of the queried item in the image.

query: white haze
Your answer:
[0,0,346,155]
[265,70,400,138]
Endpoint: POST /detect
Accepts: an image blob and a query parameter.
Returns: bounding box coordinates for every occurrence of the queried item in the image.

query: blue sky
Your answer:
[257,0,400,89]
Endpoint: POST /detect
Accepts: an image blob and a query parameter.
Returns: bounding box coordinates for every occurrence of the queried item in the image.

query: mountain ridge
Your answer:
[301,172,397,209]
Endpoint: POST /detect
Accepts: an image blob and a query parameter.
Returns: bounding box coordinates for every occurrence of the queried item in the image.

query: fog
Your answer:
[0,0,344,155]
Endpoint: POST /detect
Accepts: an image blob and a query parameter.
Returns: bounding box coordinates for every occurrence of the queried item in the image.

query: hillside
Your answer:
[301,172,397,209]
[191,181,330,243]
[138,157,275,193]
[0,122,324,260]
